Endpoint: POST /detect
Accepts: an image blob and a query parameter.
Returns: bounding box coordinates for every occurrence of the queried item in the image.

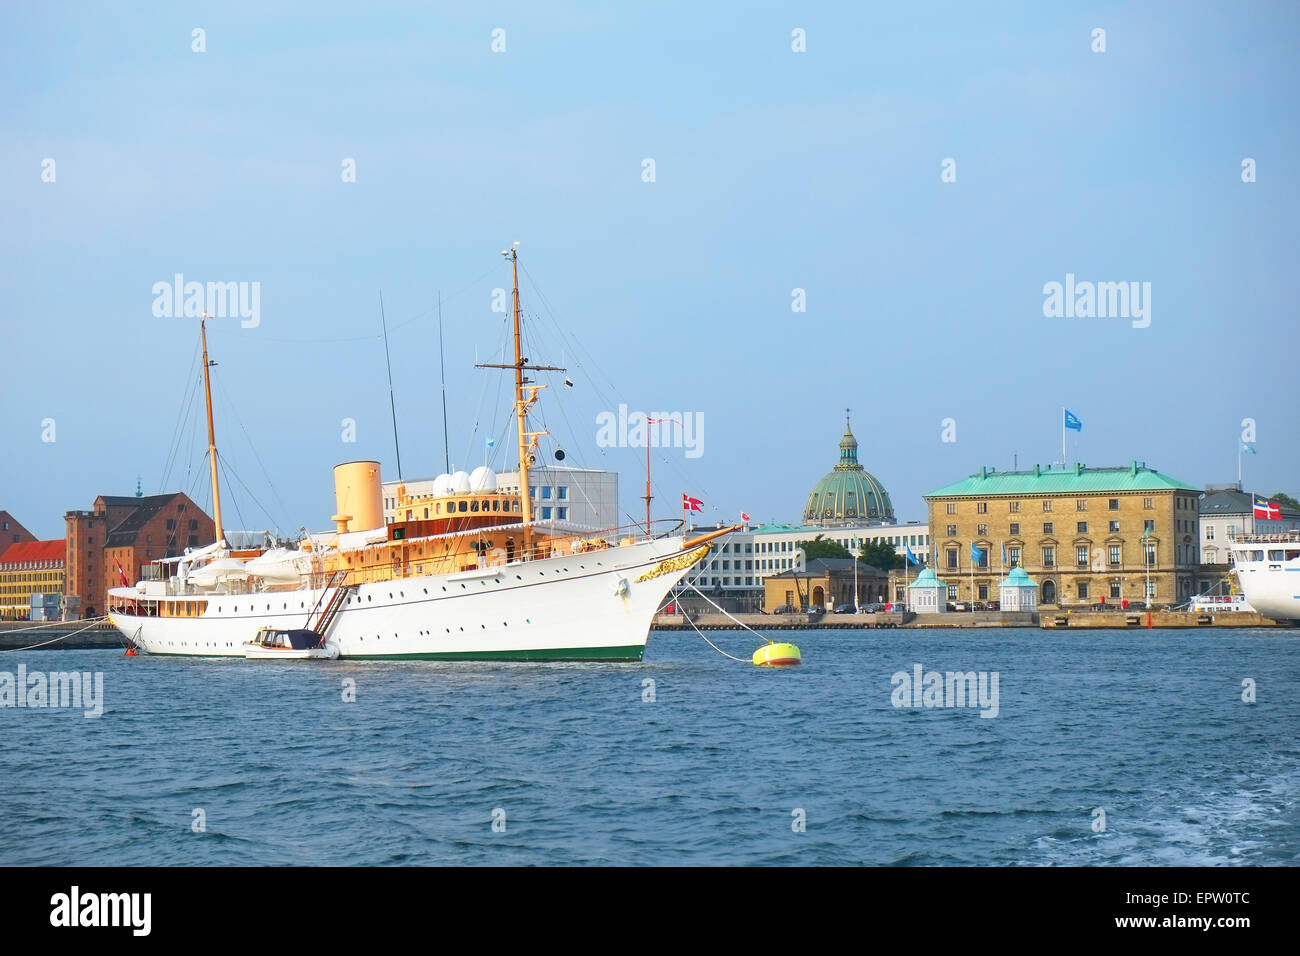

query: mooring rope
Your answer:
[682,580,774,644]
[0,617,112,652]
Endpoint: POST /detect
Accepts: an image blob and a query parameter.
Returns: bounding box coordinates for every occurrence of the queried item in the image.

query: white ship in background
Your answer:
[107,247,733,659]
[1227,532,1300,624]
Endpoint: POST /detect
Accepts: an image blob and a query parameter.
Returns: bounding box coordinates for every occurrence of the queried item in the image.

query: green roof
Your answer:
[925,462,1198,498]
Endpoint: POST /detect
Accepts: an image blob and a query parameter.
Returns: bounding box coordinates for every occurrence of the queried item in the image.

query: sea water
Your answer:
[1,627,1296,865]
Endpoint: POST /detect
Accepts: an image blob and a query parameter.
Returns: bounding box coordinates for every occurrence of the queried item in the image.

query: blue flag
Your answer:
[1001,543,1007,566]
[1241,440,1256,455]
[905,543,918,566]
[971,543,985,563]
[486,436,496,449]
[1064,409,1082,431]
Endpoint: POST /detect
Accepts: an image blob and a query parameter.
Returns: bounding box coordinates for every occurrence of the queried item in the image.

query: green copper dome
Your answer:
[802,415,895,526]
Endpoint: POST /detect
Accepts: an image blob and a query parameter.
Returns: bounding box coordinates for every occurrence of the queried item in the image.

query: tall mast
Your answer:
[510,247,532,528]
[200,315,224,545]
[438,291,450,474]
[476,243,565,550]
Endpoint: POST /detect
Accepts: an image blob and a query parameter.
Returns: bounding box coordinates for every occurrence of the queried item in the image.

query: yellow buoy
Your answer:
[753,642,802,667]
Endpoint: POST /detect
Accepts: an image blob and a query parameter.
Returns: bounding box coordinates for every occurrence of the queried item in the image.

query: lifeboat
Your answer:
[242,627,339,660]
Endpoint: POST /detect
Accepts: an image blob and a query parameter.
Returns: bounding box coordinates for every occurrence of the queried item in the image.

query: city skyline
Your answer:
[3,2,1297,539]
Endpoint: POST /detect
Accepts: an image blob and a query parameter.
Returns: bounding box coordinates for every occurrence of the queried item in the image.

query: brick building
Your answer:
[0,511,37,558]
[925,462,1201,609]
[0,539,66,620]
[65,493,215,618]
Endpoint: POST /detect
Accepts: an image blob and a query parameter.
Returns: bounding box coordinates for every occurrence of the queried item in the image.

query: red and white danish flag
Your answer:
[740,512,751,523]
[115,560,130,586]
[682,493,703,513]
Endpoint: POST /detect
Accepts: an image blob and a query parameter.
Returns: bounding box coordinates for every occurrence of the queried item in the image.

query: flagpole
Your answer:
[969,543,975,614]
[1062,407,1066,466]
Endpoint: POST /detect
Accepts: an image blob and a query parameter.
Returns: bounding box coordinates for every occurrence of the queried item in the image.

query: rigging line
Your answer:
[516,275,722,508]
[212,374,296,532]
[462,315,508,471]
[217,455,250,537]
[157,342,202,492]
[159,367,201,493]
[218,456,283,535]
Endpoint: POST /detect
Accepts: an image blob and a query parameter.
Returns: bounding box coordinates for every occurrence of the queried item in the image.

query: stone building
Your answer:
[65,493,214,618]
[0,539,65,620]
[925,461,1201,609]
[763,558,889,611]
[0,511,37,558]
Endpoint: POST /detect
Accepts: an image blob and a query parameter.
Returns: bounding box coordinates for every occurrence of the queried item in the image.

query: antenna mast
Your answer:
[380,292,403,480]
[438,290,451,474]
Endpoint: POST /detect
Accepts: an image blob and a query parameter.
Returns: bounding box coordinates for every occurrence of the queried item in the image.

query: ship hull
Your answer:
[1233,570,1300,623]
[109,537,694,660]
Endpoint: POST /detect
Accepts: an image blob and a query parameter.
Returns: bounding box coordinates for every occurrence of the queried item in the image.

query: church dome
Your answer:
[802,415,894,526]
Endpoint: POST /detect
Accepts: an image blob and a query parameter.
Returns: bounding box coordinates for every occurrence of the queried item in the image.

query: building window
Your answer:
[947,586,957,601]
[977,524,988,536]
[946,548,958,570]
[1043,522,1053,535]
[1143,497,1154,509]
[1110,582,1122,599]
[1078,582,1089,599]
[1043,500,1053,512]
[1076,499,1087,511]
[1008,546,1021,567]
[1076,546,1088,567]
[1145,544,1156,565]
[558,486,568,500]
[1009,501,1020,513]
[1145,581,1156,599]
[976,502,988,514]
[1205,526,1215,540]
[1077,521,1088,533]
[978,584,989,600]
[1042,546,1055,568]
[541,507,552,519]
[1108,545,1121,566]
[558,507,568,520]
[946,503,958,515]
[1009,523,1020,536]
[541,487,552,500]
[1108,498,1119,510]
[1144,519,1155,533]
[945,524,957,536]
[1109,520,1120,533]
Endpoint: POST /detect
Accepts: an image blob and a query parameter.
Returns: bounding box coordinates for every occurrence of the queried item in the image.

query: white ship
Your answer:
[107,248,731,660]
[1226,532,1300,624]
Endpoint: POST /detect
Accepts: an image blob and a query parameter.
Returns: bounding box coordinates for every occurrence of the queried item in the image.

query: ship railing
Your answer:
[1228,531,1300,543]
[314,518,691,587]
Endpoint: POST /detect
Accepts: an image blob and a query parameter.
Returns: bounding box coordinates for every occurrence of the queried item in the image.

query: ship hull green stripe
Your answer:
[343,644,646,662]
[143,644,647,662]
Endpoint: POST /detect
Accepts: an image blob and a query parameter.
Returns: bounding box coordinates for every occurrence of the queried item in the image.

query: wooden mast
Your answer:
[476,244,565,558]
[200,314,224,545]
[509,246,531,531]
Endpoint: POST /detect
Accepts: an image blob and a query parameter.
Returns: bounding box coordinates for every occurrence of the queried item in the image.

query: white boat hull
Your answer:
[243,642,339,660]
[109,537,694,660]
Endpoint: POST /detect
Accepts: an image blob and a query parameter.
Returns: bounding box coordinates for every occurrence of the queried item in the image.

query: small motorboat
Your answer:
[243,627,339,660]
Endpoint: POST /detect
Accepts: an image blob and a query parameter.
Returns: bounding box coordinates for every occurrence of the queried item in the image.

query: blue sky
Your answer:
[2,2,1297,540]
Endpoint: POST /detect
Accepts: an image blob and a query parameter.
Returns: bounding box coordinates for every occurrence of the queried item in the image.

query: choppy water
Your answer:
[1,627,1296,865]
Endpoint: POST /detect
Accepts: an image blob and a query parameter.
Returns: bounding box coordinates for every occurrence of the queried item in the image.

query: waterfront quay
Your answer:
[652,609,1283,631]
[0,620,121,651]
